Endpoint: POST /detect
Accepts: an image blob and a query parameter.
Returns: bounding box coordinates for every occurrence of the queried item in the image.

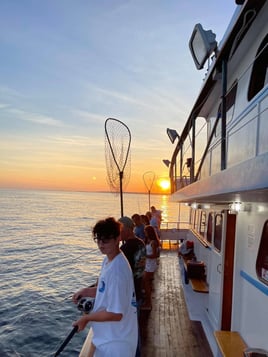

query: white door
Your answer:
[207,212,225,330]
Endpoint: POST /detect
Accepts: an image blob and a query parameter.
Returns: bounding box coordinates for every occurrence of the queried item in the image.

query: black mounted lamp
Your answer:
[166,128,179,144]
[162,159,171,168]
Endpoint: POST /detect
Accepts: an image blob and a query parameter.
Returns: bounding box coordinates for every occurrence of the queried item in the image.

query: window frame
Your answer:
[199,210,207,237]
[206,212,213,244]
[256,220,268,286]
[214,213,223,252]
[248,34,268,101]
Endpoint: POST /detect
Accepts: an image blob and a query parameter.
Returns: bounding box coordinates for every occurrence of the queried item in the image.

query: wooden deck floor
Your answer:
[140,245,213,357]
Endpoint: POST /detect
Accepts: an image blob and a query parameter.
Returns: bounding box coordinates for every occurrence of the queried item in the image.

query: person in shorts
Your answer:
[72,217,138,357]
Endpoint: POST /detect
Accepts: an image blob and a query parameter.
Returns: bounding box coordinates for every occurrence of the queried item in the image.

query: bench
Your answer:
[214,331,247,357]
[189,277,209,293]
[182,257,209,293]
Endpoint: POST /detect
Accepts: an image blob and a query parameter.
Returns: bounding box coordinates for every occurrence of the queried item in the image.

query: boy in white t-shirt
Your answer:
[73,217,138,357]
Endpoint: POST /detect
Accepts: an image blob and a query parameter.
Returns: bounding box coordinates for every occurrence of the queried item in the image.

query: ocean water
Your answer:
[0,189,182,357]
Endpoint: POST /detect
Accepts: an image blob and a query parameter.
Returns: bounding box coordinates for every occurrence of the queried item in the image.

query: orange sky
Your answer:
[0,161,171,194]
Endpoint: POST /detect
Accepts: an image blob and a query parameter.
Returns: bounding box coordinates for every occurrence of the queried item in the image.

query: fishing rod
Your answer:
[53,297,95,356]
[54,325,78,357]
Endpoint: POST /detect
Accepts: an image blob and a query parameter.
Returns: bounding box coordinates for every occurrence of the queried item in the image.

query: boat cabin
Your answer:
[167,0,268,355]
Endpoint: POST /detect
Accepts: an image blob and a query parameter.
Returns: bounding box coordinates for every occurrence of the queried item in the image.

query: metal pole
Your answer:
[221,58,227,170]
[119,171,124,217]
[191,116,195,183]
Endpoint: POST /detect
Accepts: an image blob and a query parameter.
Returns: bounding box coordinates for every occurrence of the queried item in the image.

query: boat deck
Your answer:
[140,243,213,357]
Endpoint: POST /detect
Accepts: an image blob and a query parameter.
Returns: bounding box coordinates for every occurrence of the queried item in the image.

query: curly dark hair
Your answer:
[93,217,121,240]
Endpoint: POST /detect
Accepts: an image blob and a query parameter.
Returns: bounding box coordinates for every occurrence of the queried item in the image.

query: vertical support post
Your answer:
[180,146,183,188]
[221,58,227,170]
[174,160,177,190]
[191,116,195,183]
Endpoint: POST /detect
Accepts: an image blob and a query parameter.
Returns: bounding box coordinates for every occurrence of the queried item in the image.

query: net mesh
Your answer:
[143,171,155,192]
[105,118,131,193]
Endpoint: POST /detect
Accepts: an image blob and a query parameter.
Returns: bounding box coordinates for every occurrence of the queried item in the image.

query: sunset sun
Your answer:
[157,178,170,191]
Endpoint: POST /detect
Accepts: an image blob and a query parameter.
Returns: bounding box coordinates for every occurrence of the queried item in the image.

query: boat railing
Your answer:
[175,176,191,190]
[160,221,190,246]
[161,221,190,230]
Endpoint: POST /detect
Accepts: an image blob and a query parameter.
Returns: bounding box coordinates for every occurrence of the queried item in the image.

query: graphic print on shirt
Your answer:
[99,280,105,292]
[131,291,138,309]
[133,245,146,279]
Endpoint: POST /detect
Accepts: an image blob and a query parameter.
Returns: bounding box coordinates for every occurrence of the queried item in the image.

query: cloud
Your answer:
[46,134,101,147]
[0,103,10,109]
[0,85,27,99]
[7,108,66,127]
[72,109,105,124]
[94,86,153,109]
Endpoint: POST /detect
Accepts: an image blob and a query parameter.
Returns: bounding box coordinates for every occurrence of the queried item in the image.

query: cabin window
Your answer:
[214,213,223,251]
[199,211,206,237]
[256,220,268,286]
[194,210,200,231]
[215,82,238,137]
[206,212,213,244]
[226,82,237,124]
[215,107,221,137]
[248,34,268,101]
[190,209,193,226]
[190,209,195,227]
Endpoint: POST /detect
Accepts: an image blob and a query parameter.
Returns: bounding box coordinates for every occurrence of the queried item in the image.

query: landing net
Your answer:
[105,118,131,217]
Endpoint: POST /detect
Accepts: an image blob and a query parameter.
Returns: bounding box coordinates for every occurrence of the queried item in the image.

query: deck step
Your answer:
[190,278,209,293]
[182,257,209,293]
[214,331,247,357]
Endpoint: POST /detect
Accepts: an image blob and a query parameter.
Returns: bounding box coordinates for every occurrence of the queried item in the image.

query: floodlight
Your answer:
[162,159,171,168]
[166,128,179,143]
[189,23,217,70]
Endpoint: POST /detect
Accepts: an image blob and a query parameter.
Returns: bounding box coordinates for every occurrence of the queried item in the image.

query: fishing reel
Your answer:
[77,297,95,314]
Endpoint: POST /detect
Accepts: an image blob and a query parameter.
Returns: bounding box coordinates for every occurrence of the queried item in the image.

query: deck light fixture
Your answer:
[229,202,242,212]
[229,202,251,214]
[191,202,198,209]
[167,128,179,143]
[186,158,192,168]
[189,23,217,70]
[162,159,171,168]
